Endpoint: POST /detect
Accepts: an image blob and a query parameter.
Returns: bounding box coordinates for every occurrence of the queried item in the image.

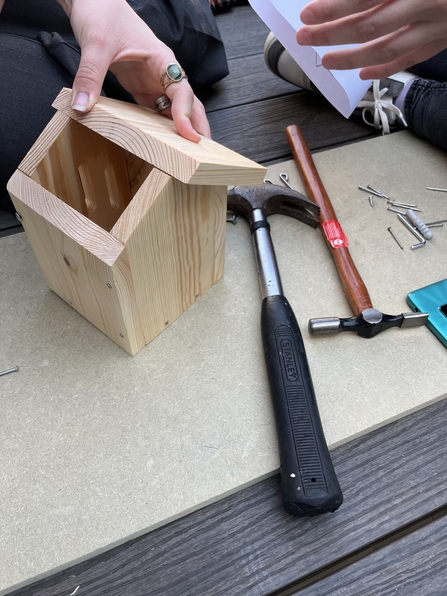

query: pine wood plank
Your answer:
[52,89,266,186]
[31,118,134,232]
[119,170,227,345]
[9,395,447,596]
[7,170,145,355]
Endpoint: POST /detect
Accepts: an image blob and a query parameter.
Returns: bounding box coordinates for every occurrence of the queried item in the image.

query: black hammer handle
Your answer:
[261,294,343,516]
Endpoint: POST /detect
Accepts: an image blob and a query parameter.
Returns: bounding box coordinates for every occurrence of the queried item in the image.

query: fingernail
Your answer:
[72,92,89,112]
[297,29,310,45]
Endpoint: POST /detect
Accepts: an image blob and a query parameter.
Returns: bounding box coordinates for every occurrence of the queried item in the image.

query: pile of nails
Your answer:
[358,184,447,251]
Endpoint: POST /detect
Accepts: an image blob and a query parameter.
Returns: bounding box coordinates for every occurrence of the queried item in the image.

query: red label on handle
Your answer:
[322,220,348,248]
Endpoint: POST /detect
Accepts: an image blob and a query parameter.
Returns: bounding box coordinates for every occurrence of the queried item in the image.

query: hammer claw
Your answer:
[227,185,319,228]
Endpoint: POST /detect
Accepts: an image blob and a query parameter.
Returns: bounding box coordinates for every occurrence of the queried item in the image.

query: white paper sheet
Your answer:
[250,0,372,117]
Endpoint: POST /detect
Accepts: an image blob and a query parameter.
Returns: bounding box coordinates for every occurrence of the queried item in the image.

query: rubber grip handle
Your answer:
[261,294,343,516]
[285,124,373,315]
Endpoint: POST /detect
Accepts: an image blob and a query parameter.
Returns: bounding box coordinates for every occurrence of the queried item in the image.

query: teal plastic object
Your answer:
[407,278,447,348]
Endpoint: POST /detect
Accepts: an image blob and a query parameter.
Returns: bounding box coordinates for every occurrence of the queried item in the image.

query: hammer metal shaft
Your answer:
[250,209,283,297]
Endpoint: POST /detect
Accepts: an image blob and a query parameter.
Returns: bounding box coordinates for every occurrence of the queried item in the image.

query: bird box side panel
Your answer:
[18,111,70,177]
[29,119,134,233]
[7,171,145,355]
[124,177,227,345]
[110,168,172,245]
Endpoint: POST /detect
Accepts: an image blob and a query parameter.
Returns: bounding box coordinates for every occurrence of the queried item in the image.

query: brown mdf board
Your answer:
[1,130,446,592]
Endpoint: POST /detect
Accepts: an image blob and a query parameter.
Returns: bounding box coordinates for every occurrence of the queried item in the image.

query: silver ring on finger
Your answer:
[154,94,172,112]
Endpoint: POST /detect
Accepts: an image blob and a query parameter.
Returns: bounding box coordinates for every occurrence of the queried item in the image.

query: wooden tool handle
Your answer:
[285,125,373,315]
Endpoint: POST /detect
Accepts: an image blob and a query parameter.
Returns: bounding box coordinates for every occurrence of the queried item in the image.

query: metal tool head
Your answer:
[227,184,320,229]
[309,308,429,338]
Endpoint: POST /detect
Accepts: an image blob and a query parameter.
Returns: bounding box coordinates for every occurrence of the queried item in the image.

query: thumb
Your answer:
[71,46,111,113]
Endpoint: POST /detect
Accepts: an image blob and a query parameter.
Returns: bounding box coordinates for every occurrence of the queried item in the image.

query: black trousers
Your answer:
[0,0,228,212]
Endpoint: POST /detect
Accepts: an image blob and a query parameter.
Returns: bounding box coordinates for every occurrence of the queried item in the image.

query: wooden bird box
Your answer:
[7,88,266,355]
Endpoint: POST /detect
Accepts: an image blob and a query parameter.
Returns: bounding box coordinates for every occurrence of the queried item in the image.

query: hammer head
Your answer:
[309,308,429,338]
[227,184,320,229]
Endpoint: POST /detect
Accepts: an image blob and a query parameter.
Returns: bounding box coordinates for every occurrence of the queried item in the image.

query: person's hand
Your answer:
[297,0,447,80]
[57,0,210,142]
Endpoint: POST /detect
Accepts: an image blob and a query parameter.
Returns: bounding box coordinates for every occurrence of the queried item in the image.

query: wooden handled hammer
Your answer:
[285,125,429,338]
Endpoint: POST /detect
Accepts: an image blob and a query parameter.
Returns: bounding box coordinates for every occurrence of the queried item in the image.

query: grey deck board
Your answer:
[206,92,378,163]
[0,210,22,237]
[295,509,447,595]
[8,395,447,596]
[211,4,270,59]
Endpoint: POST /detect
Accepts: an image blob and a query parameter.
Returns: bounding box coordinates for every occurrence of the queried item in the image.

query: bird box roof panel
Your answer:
[53,88,266,186]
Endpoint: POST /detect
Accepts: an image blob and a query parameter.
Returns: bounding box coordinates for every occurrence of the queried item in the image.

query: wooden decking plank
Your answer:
[10,395,447,596]
[214,4,270,60]
[207,92,378,164]
[0,210,22,237]
[199,52,300,113]
[295,510,447,595]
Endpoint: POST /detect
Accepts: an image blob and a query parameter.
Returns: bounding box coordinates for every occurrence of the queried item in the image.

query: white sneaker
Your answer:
[356,72,417,134]
[264,32,318,91]
[264,32,417,134]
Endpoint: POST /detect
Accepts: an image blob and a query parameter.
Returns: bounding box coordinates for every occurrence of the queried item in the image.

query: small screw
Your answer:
[369,195,374,208]
[226,214,238,225]
[165,320,169,325]
[15,212,23,222]
[107,283,112,289]
[0,366,19,377]
[120,333,124,338]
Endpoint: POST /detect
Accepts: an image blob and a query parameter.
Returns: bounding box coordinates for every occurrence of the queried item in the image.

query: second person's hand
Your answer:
[297,0,447,80]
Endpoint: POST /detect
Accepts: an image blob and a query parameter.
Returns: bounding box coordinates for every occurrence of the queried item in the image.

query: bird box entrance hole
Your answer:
[30,118,153,232]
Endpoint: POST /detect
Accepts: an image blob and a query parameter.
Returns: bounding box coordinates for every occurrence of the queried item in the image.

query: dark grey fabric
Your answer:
[0,0,228,210]
[404,52,447,151]
[405,79,447,151]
